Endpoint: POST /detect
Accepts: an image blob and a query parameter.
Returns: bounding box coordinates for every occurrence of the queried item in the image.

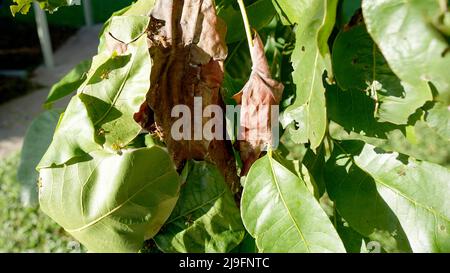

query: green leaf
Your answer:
[362,0,450,99]
[17,109,62,206]
[335,214,369,253]
[39,34,151,168]
[37,95,101,169]
[39,146,181,253]
[302,146,327,198]
[10,0,80,16]
[218,0,276,43]
[332,24,432,124]
[275,0,338,150]
[355,144,450,253]
[326,84,401,144]
[241,155,345,253]
[45,60,91,107]
[154,161,245,253]
[326,85,450,166]
[231,232,258,253]
[98,0,156,52]
[325,141,412,253]
[109,16,150,44]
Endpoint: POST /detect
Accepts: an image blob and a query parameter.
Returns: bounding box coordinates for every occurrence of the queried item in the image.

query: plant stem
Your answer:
[237,0,254,50]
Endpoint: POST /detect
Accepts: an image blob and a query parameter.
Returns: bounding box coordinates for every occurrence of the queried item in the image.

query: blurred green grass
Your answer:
[0,152,84,253]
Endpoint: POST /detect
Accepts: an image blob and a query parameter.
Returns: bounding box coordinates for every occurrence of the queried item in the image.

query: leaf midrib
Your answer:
[267,157,312,253]
[165,189,226,225]
[66,167,174,233]
[93,50,136,127]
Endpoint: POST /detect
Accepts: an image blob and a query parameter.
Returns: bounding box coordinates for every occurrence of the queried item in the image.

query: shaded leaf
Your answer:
[231,232,258,253]
[326,84,402,140]
[154,161,245,253]
[218,0,276,43]
[325,141,412,253]
[335,213,369,253]
[45,60,91,106]
[355,144,450,252]
[326,85,450,166]
[336,0,362,29]
[332,24,432,124]
[241,154,345,252]
[17,109,62,206]
[39,146,181,253]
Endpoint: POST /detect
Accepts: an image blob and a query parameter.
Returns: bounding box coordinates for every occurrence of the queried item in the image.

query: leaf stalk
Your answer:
[237,0,254,50]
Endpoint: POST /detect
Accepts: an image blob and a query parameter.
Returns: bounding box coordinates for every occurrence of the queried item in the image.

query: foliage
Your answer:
[11,0,450,253]
[17,109,62,206]
[10,0,80,16]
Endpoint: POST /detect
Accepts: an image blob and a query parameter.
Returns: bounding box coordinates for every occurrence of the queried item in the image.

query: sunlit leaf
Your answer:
[39,146,180,253]
[241,154,345,252]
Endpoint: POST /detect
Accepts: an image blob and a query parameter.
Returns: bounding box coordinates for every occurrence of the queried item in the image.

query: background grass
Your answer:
[0,152,85,253]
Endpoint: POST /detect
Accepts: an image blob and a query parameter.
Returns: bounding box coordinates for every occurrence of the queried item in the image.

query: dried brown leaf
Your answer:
[233,33,284,175]
[134,0,238,189]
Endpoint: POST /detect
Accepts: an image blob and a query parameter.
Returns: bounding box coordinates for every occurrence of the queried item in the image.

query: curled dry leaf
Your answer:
[134,0,238,189]
[233,33,284,175]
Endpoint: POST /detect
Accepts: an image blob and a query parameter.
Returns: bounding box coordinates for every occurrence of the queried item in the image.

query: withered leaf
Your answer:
[233,32,284,176]
[134,0,238,189]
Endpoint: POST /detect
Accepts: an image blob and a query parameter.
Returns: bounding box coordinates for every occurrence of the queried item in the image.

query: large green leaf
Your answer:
[332,24,432,124]
[241,154,345,252]
[154,161,245,253]
[10,0,79,15]
[362,0,450,99]
[45,60,91,107]
[39,32,151,168]
[325,141,412,253]
[17,109,62,206]
[355,144,450,252]
[39,146,181,253]
[276,0,338,150]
